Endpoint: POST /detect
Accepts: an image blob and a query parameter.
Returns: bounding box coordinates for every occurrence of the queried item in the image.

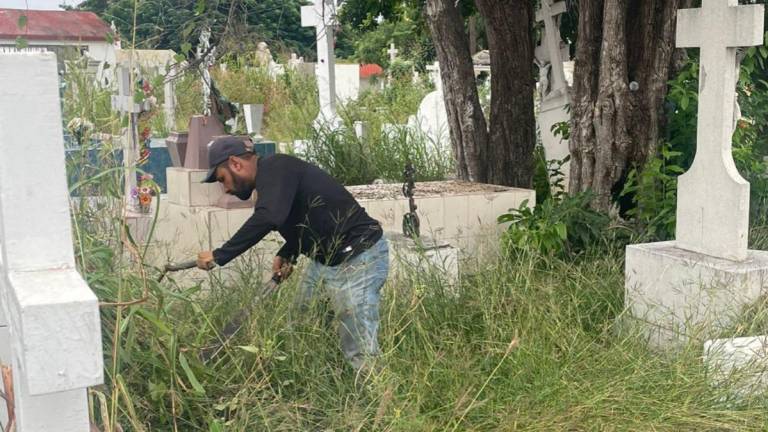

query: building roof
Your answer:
[360,63,383,78]
[0,9,113,42]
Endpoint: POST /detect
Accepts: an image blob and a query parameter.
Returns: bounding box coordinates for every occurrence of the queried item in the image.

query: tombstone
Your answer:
[704,336,768,398]
[184,27,226,170]
[354,120,368,141]
[625,1,768,348]
[535,0,572,187]
[166,131,188,167]
[111,65,150,213]
[0,51,103,431]
[387,42,398,84]
[243,104,264,141]
[184,115,225,169]
[301,0,343,130]
[415,61,449,155]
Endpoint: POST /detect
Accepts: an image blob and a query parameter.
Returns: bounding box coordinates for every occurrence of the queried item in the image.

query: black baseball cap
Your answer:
[202,136,253,183]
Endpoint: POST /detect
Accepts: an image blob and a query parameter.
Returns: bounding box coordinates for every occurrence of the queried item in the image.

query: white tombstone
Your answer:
[243,104,264,141]
[387,42,399,84]
[415,62,449,155]
[301,0,342,130]
[704,336,768,397]
[0,51,103,431]
[625,1,768,348]
[535,0,572,187]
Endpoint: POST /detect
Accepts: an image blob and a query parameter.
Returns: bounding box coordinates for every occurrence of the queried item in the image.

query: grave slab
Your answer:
[704,335,768,397]
[625,241,768,348]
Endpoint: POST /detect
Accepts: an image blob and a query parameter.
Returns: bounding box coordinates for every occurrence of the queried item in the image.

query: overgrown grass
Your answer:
[61,54,768,432]
[75,211,768,431]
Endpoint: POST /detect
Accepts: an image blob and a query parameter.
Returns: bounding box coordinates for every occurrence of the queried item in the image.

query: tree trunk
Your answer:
[425,0,489,183]
[475,0,536,188]
[569,0,685,211]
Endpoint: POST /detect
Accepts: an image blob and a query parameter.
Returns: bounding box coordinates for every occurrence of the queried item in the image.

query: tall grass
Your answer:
[61,54,768,432]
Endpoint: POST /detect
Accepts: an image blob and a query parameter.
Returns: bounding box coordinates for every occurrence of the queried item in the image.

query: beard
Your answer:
[230,172,255,201]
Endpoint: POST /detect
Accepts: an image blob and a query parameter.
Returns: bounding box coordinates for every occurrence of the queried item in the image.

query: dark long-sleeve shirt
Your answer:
[212,154,382,267]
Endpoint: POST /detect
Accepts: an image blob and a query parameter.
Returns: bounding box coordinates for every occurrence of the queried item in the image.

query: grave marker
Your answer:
[624,1,768,348]
[675,0,763,261]
[301,0,342,128]
[0,51,103,431]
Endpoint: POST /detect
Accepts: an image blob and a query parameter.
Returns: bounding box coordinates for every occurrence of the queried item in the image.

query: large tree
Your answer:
[569,0,692,210]
[424,0,536,187]
[424,0,489,182]
[475,0,536,187]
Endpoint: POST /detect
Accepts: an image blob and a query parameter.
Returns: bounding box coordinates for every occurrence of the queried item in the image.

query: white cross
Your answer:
[301,0,339,126]
[535,0,569,97]
[0,51,103,431]
[388,42,399,62]
[675,0,764,261]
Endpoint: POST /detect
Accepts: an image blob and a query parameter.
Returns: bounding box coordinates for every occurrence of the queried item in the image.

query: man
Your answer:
[196,136,389,370]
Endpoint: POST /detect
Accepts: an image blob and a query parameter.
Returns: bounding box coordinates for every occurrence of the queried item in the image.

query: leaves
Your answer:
[17,14,27,29]
[178,352,206,395]
[14,36,28,49]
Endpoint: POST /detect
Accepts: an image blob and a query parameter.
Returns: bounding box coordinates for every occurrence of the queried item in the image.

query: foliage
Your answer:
[78,0,315,59]
[619,144,684,242]
[498,164,611,258]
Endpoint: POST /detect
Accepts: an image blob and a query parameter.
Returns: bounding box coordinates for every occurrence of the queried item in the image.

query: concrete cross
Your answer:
[0,51,103,431]
[388,42,399,63]
[675,0,764,261]
[301,0,339,126]
[111,66,144,213]
[535,0,569,97]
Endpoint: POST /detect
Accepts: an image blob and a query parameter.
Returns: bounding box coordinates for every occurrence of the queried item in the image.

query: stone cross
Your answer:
[0,51,103,431]
[675,0,764,261]
[111,66,144,213]
[197,26,215,117]
[535,0,569,98]
[301,0,340,127]
[388,42,399,63]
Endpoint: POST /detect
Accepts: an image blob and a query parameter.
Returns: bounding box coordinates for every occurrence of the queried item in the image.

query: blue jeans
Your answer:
[297,238,389,369]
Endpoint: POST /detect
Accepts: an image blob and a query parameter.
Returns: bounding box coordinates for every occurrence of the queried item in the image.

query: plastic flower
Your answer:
[139,186,151,195]
[139,194,151,205]
[130,187,139,198]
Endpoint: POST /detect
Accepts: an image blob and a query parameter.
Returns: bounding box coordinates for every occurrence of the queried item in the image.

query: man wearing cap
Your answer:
[196,136,389,371]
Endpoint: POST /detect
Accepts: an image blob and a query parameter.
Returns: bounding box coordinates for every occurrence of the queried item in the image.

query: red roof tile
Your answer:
[360,63,383,78]
[0,9,113,42]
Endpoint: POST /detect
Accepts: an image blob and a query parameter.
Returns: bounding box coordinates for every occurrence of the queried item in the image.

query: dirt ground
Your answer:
[347,181,512,200]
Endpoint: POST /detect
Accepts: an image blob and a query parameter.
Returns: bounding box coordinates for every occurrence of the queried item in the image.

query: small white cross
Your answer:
[388,42,399,62]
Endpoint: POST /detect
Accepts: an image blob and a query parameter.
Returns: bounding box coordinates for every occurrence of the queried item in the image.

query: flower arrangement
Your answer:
[132,173,158,213]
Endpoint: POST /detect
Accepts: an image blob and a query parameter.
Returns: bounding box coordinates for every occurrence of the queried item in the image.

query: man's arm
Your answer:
[212,156,302,266]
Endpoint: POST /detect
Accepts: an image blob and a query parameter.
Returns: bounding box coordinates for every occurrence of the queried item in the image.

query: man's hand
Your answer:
[197,251,216,270]
[272,255,293,282]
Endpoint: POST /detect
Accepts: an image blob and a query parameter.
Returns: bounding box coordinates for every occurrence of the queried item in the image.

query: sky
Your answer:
[2,0,77,10]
